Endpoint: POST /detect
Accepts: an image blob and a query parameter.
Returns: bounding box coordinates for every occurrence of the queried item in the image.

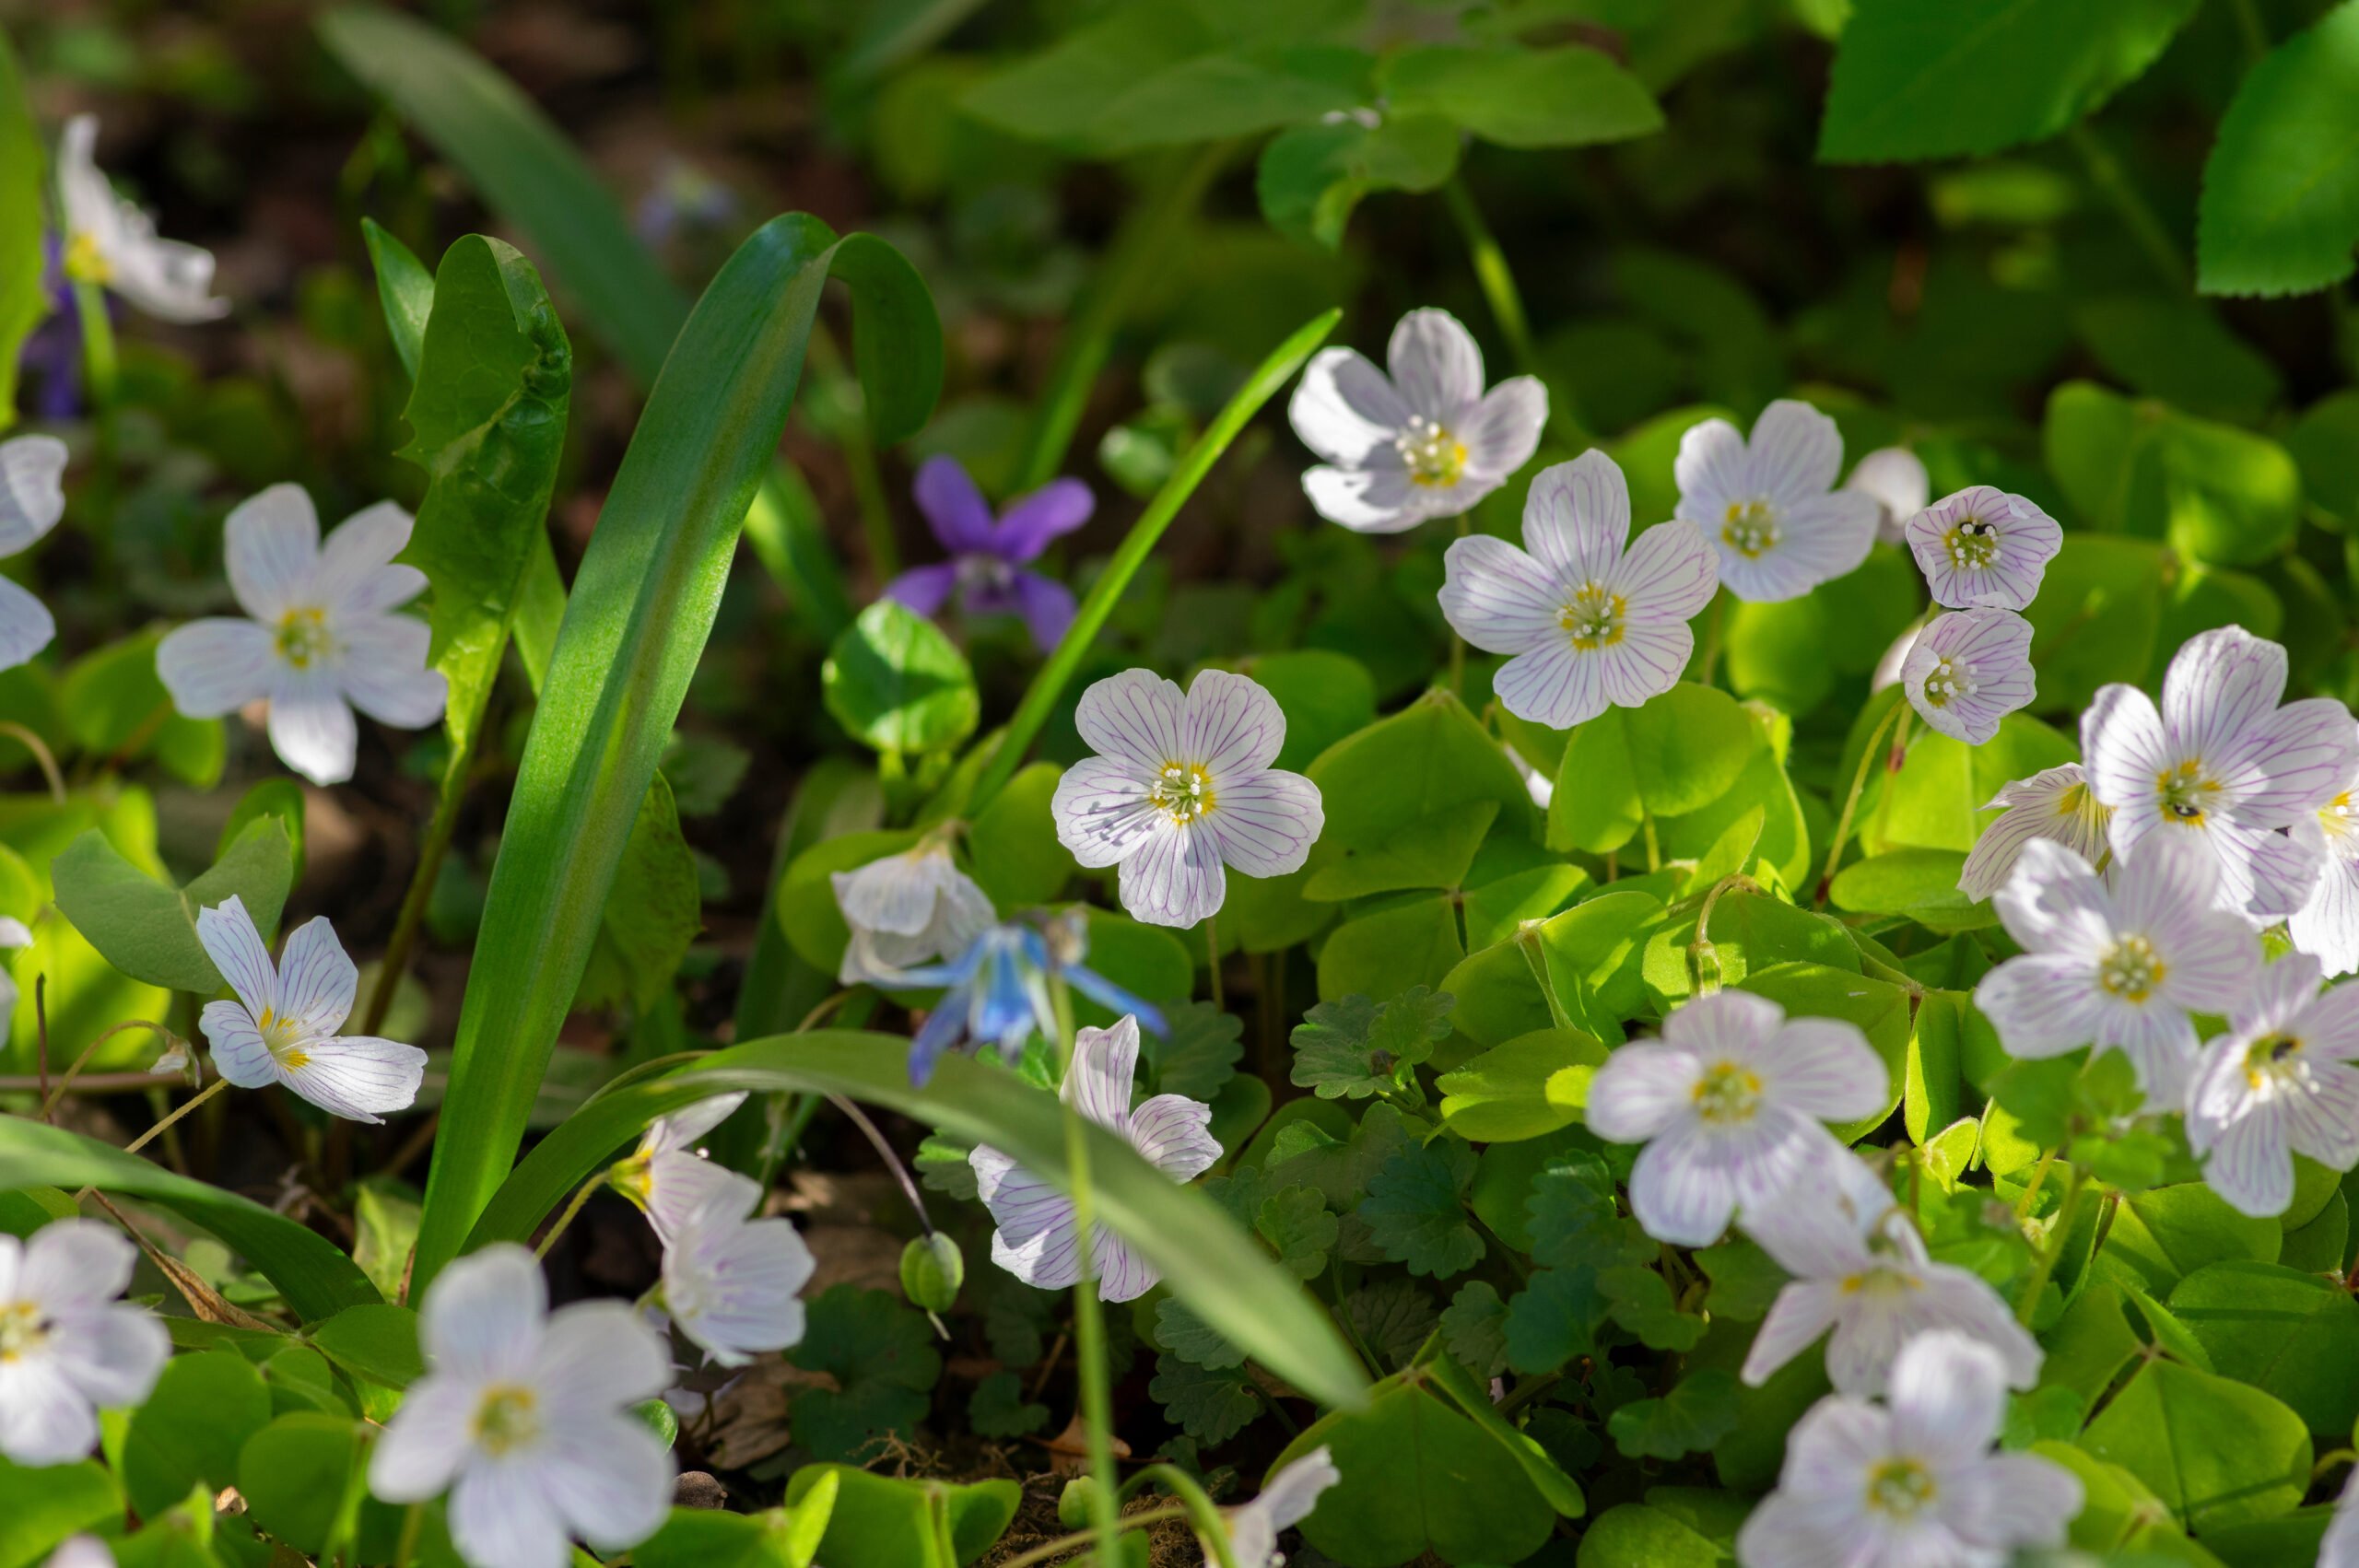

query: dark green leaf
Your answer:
[787,1285,944,1463]
[2199,3,2359,297]
[1149,1352,1262,1445]
[1358,1139,1483,1279]
[1608,1370,1740,1460]
[51,818,294,993]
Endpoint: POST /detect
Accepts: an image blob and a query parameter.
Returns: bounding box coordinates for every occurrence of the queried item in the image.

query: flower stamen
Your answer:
[2155,758,2218,825]
[1917,653,1978,709]
[1863,1458,1937,1518]
[0,1300,50,1363]
[2097,935,2165,1002]
[1942,514,2001,569]
[275,607,333,670]
[1720,499,1780,558]
[471,1384,541,1456]
[1690,1059,1763,1125]
[1558,582,1626,651]
[1147,762,1216,826]
[1397,415,1468,488]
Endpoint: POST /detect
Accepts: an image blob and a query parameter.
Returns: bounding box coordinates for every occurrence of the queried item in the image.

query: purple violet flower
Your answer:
[19,234,84,421]
[886,455,1091,651]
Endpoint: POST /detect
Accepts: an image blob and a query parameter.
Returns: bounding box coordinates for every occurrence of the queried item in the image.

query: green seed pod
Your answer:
[900,1232,965,1312]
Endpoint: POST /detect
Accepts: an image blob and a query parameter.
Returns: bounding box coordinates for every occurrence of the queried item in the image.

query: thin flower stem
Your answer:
[393,1503,425,1568]
[1050,975,1123,1568]
[1816,700,1907,907]
[41,1018,179,1117]
[122,1075,228,1157]
[534,1172,608,1259]
[992,1506,1194,1568]
[73,280,117,407]
[362,760,470,1036]
[0,722,66,802]
[1121,1466,1240,1568]
[2067,123,2189,296]
[1694,589,1728,688]
[1438,176,1590,450]
[1204,914,1224,1010]
[2014,1148,2059,1219]
[2014,1162,2090,1325]
[825,1092,935,1235]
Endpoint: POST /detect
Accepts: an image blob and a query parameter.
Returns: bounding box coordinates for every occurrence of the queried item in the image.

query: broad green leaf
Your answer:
[821,601,980,755]
[123,1351,273,1518]
[316,6,859,638]
[2095,1182,2282,1296]
[0,34,45,428]
[409,216,941,1288]
[2169,1260,2359,1434]
[1437,1028,1604,1142]
[1246,649,1378,774]
[216,779,307,886]
[1624,684,1760,816]
[2079,1359,2311,1532]
[1818,0,2201,162]
[1308,688,1535,859]
[1573,1502,1726,1568]
[50,817,294,994]
[1829,848,1990,932]
[237,1412,362,1554]
[464,1031,1369,1412]
[0,1118,381,1320]
[786,1285,942,1463]
[1256,113,1460,252]
[0,1458,118,1568]
[1608,1369,1741,1459]
[2198,2,2359,297]
[2075,298,2282,421]
[308,1303,426,1392]
[1304,801,1496,902]
[1315,895,1464,1002]
[574,775,700,1012]
[1385,43,1662,148]
[1548,707,1643,855]
[640,1492,836,1568]
[61,630,223,789]
[398,233,572,770]
[361,217,434,380]
[964,763,1065,909]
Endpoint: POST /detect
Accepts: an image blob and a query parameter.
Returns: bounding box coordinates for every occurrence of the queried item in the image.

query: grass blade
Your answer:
[409,216,941,1288]
[0,1118,381,1320]
[470,1031,1371,1413]
[0,32,42,430]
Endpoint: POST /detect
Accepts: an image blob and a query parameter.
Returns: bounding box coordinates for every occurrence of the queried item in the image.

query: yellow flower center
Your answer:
[471,1384,541,1456]
[1838,1265,1921,1300]
[2098,935,2165,1002]
[2155,758,2219,825]
[1942,514,2001,569]
[1148,762,1216,825]
[2320,791,2357,848]
[0,1300,49,1363]
[1690,1059,1763,1125]
[1917,654,1977,709]
[1397,417,1467,488]
[64,230,111,286]
[1720,499,1780,557]
[2243,1032,2305,1090]
[611,1153,653,1208]
[1864,1458,1937,1518]
[275,608,334,670]
[1559,582,1626,651]
[255,1006,310,1071]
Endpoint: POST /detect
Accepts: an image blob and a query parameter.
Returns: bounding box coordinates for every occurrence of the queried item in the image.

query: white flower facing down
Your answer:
[1287,308,1546,533]
[829,837,993,986]
[2083,626,2358,925]
[1901,486,2061,611]
[1437,450,1718,730]
[1977,837,2259,1104]
[369,1246,675,1568]
[1735,1330,2081,1568]
[1213,1446,1341,1568]
[1583,989,1887,1248]
[194,895,426,1125]
[2185,953,2359,1218]
[968,1015,1221,1302]
[0,436,67,671]
[1051,668,1323,930]
[1898,608,2035,746]
[610,1092,750,1246]
[1845,447,1929,545]
[660,1172,816,1369]
[2290,731,2359,977]
[1956,762,2114,903]
[0,1221,169,1466]
[57,116,229,324]
[1673,399,1880,603]
[1740,1153,2040,1398]
[157,484,447,786]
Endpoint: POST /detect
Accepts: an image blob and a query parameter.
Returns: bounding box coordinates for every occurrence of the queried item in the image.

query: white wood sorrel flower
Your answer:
[370,1246,674,1568]
[1735,1330,2081,1568]
[2185,952,2359,1218]
[0,1221,169,1466]
[1739,1153,2039,1398]
[2083,626,2358,924]
[1673,398,1879,603]
[195,895,427,1124]
[610,1092,750,1245]
[2290,728,2359,976]
[1437,450,1718,730]
[1051,668,1322,929]
[156,484,447,786]
[0,435,67,670]
[1976,837,2259,1103]
[1956,762,2114,902]
[968,1014,1221,1302]
[1286,307,1546,533]
[829,835,993,985]
[659,1170,816,1368]
[57,116,229,323]
[1901,485,2060,610]
[1897,607,2035,745]
[1844,447,1928,544]
[1583,989,1887,1247]
[1212,1446,1341,1567]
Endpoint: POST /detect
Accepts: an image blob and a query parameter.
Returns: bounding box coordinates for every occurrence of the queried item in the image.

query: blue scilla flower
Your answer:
[887,912,1166,1086]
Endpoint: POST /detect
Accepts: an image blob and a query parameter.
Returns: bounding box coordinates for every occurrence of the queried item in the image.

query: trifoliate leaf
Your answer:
[1149,1353,1262,1445]
[1504,1268,1611,1375]
[1154,1297,1245,1370]
[1358,1139,1484,1279]
[968,1371,1049,1439]
[787,1286,944,1463]
[1203,1163,1273,1230]
[1256,1186,1340,1280]
[1606,1370,1740,1460]
[1599,1265,1707,1352]
[1290,988,1456,1099]
[1268,1101,1422,1210]
[1149,1000,1246,1102]
[1441,1281,1510,1379]
[1346,1279,1439,1371]
[1526,1163,1650,1273]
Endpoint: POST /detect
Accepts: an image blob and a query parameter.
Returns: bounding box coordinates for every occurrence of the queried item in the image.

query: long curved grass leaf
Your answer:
[0,1118,381,1320]
[410,215,941,1287]
[470,1031,1370,1412]
[0,32,47,430]
[316,5,857,638]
